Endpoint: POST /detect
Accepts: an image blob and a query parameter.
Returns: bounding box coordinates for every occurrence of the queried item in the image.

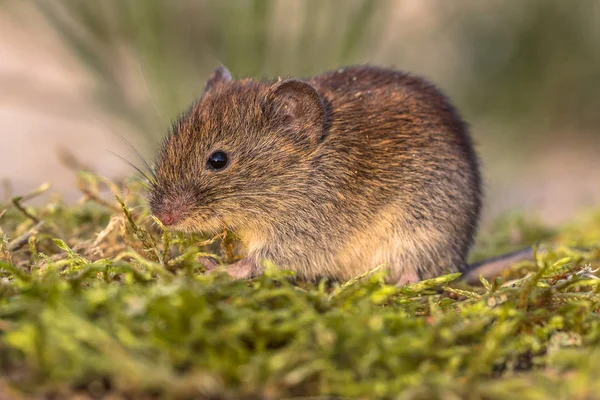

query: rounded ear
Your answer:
[266,79,326,145]
[204,65,232,93]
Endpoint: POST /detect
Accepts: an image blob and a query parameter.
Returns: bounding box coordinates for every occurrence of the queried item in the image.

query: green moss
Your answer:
[0,174,599,399]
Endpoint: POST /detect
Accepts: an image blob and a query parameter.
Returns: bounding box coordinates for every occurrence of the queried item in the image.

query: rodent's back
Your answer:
[305,66,482,278]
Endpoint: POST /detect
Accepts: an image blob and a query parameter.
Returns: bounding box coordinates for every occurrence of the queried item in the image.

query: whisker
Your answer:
[94,118,157,181]
[137,63,168,126]
[108,151,154,184]
[139,215,154,225]
[115,133,157,181]
[127,176,152,191]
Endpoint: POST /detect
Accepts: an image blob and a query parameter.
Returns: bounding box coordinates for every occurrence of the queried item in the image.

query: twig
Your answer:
[12,198,40,223]
[17,183,51,203]
[92,214,124,247]
[197,230,228,247]
[78,183,121,213]
[10,183,52,223]
[56,146,95,173]
[8,221,44,252]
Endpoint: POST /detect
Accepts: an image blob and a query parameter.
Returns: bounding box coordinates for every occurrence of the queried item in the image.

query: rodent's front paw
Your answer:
[197,256,220,271]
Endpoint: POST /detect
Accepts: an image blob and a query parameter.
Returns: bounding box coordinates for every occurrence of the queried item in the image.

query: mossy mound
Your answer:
[1,174,600,399]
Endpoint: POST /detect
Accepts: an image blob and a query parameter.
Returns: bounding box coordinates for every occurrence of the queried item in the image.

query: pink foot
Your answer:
[395,271,421,286]
[201,256,261,280]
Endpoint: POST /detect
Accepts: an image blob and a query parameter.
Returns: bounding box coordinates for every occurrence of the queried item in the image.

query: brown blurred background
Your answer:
[1,0,599,227]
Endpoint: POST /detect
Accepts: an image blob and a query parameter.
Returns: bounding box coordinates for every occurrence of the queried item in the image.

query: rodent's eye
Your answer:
[207,151,228,171]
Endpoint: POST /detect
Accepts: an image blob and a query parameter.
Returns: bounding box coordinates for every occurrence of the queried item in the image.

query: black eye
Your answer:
[207,151,228,170]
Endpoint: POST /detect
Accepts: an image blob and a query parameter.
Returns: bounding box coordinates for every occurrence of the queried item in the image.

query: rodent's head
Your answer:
[149,65,327,235]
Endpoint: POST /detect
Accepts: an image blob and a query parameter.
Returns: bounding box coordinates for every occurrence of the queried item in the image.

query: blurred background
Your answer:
[1,0,599,228]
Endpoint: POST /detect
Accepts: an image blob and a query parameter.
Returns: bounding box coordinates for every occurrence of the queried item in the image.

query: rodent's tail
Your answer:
[461,246,535,285]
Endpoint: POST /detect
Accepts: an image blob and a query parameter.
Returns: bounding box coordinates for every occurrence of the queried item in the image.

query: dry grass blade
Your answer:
[11,183,52,223]
[8,221,44,252]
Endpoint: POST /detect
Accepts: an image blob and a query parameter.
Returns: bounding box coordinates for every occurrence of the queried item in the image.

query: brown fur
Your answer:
[149,65,482,284]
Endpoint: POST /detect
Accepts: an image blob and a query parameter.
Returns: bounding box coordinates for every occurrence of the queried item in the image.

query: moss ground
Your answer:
[1,173,600,399]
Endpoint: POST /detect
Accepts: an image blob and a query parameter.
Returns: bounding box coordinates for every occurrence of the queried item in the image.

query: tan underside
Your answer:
[238,203,455,284]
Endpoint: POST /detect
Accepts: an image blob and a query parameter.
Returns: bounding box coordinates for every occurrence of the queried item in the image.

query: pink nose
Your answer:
[157,213,176,226]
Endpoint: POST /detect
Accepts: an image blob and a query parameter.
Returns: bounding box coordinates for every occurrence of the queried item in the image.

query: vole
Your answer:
[148,65,532,285]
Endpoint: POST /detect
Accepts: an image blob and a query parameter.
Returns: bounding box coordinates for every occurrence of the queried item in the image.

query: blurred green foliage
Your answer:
[28,0,600,149]
[445,0,600,134]
[32,0,392,144]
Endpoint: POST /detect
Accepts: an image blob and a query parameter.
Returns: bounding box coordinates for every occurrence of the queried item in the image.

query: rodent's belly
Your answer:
[264,205,458,282]
[286,238,412,282]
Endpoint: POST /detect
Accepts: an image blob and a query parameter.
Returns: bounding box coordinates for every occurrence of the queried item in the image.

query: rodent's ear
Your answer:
[266,79,326,145]
[204,65,232,93]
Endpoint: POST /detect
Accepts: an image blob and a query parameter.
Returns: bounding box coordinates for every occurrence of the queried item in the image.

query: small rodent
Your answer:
[149,65,527,285]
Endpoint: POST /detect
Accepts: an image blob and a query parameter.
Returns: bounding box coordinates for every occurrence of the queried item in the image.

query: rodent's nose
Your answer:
[156,212,177,226]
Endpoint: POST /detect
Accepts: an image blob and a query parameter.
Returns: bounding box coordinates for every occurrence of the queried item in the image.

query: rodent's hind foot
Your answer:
[394,271,421,286]
[202,257,262,281]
